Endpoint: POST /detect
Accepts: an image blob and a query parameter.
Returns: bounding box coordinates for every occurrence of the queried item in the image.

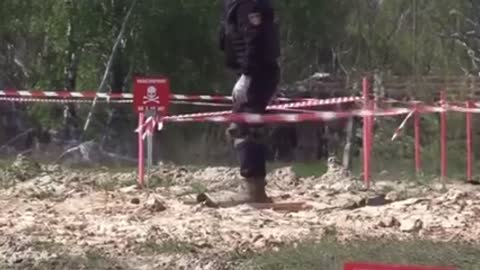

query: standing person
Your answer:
[217,0,281,205]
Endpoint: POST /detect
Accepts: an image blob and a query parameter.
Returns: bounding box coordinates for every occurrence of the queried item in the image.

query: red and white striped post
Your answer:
[466,100,473,182]
[133,76,170,188]
[137,112,145,187]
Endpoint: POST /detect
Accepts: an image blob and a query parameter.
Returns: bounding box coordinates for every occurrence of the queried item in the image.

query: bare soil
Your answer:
[1,156,479,269]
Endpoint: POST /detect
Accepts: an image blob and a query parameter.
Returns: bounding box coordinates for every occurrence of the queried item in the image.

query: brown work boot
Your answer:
[246,178,273,203]
[197,178,272,208]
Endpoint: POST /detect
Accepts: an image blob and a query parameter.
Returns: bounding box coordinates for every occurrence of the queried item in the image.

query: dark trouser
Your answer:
[229,64,280,181]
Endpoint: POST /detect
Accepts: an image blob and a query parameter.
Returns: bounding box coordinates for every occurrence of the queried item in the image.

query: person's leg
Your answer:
[206,67,279,206]
[233,67,279,202]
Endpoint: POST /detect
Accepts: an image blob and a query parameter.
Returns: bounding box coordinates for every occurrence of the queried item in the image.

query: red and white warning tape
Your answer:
[169,100,232,107]
[4,89,480,110]
[0,90,321,102]
[135,116,163,140]
[165,96,362,120]
[414,104,446,113]
[0,97,132,104]
[138,100,480,137]
[135,107,412,139]
[0,90,133,99]
[0,97,231,107]
[391,111,414,141]
[165,108,412,124]
[133,96,362,138]
[389,102,471,141]
[447,104,480,113]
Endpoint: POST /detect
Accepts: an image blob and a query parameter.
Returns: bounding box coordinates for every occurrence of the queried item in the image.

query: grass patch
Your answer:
[175,182,210,197]
[133,239,197,255]
[270,161,327,178]
[146,174,174,189]
[0,174,15,189]
[30,240,64,253]
[292,162,327,178]
[32,190,62,200]
[3,240,129,270]
[30,250,128,270]
[240,238,480,270]
[189,182,208,194]
[0,158,14,168]
[94,177,121,192]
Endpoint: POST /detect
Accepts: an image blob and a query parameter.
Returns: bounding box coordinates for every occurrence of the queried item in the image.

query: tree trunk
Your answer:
[62,1,80,141]
[102,0,132,155]
[3,41,23,149]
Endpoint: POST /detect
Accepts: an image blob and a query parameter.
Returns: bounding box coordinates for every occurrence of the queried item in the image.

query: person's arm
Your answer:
[236,1,264,76]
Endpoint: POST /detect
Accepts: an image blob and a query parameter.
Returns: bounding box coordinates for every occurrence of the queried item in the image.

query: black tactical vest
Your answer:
[220,0,280,72]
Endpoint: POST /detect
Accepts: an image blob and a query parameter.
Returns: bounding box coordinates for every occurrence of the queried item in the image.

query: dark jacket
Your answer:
[219,0,280,76]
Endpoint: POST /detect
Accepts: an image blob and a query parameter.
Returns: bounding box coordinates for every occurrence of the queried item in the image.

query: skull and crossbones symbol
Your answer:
[143,86,160,104]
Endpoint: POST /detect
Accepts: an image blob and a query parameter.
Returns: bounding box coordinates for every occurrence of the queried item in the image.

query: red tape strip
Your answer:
[0,97,132,103]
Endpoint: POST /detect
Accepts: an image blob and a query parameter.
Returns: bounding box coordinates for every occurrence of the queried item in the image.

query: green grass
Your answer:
[189,182,209,194]
[240,238,480,270]
[0,158,13,168]
[69,164,137,174]
[270,161,327,178]
[133,239,198,255]
[145,174,175,189]
[29,250,128,270]
[4,237,480,270]
[292,162,328,178]
[2,241,128,270]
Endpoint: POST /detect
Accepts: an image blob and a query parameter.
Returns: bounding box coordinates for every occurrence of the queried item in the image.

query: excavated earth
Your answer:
[1,155,480,269]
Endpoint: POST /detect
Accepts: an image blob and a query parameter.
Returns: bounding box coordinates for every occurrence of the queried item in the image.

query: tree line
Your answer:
[1,0,479,160]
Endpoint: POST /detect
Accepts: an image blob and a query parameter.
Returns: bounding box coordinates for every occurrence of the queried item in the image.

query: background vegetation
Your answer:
[2,0,480,179]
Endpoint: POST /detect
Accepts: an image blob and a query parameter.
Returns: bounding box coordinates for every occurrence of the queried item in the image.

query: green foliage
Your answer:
[2,0,480,179]
[4,0,476,91]
[244,239,480,270]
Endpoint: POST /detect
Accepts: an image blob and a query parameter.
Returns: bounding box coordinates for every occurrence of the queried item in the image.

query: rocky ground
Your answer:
[1,155,480,269]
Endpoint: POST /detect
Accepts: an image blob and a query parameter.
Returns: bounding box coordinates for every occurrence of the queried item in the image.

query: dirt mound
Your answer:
[1,163,480,269]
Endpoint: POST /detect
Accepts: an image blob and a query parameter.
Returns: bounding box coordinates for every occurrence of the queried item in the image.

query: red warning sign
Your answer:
[133,76,170,114]
[344,262,456,270]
